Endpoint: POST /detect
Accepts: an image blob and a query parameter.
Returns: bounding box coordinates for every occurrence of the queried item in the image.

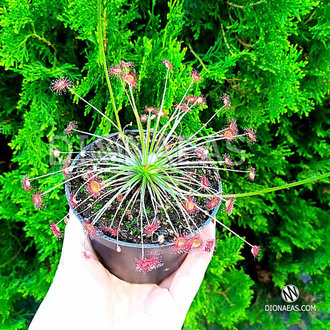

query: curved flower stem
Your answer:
[129,86,146,157]
[150,68,170,153]
[97,0,124,140]
[194,202,253,247]
[223,172,330,199]
[153,80,194,152]
[70,89,119,131]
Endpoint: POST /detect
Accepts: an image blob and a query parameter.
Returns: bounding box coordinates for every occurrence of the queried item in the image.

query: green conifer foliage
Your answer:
[0,0,329,329]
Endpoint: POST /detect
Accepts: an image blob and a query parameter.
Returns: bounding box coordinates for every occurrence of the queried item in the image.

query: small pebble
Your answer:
[158,235,165,244]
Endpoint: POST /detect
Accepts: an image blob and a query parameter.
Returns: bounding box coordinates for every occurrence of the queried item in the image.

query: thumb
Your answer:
[58,208,98,268]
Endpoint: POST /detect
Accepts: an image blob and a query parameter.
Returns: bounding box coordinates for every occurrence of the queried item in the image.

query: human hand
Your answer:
[29,210,215,330]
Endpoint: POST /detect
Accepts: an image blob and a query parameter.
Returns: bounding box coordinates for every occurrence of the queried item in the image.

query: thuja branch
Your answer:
[31,23,57,53]
[0,228,22,269]
[227,0,267,9]
[188,43,210,73]
[221,23,233,55]
[32,33,57,52]
[223,172,330,198]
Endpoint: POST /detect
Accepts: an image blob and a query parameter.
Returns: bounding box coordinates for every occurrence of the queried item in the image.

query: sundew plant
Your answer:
[22,53,330,276]
[22,59,266,273]
[2,0,330,328]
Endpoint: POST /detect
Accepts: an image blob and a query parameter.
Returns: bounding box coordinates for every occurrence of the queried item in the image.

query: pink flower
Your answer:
[225,198,235,215]
[86,177,103,198]
[84,221,97,238]
[104,227,118,237]
[175,104,190,112]
[144,106,158,113]
[123,72,137,87]
[191,70,201,82]
[221,93,231,109]
[117,193,123,202]
[172,234,190,254]
[196,146,208,160]
[195,95,206,106]
[65,155,71,167]
[22,176,31,191]
[245,128,257,144]
[119,61,134,68]
[154,110,166,118]
[64,121,77,136]
[185,96,196,104]
[135,254,163,274]
[221,128,236,142]
[187,235,204,252]
[140,114,147,123]
[109,65,122,77]
[228,120,238,133]
[83,250,91,259]
[201,175,210,189]
[50,222,62,238]
[196,95,206,105]
[248,167,256,182]
[53,148,60,158]
[163,59,173,70]
[206,197,220,210]
[62,165,70,177]
[144,221,160,236]
[183,197,198,215]
[50,77,73,95]
[204,238,216,252]
[70,194,78,207]
[32,193,43,209]
[184,95,206,106]
[224,154,233,168]
[251,245,261,259]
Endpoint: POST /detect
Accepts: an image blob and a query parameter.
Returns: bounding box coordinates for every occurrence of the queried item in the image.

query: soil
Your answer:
[66,130,221,245]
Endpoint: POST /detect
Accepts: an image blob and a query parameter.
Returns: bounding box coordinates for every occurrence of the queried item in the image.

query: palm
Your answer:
[29,213,215,330]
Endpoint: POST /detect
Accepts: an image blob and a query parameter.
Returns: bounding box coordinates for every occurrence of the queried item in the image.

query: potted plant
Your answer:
[24,60,329,284]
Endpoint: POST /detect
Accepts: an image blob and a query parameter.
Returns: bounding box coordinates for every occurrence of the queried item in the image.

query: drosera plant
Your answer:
[23,59,330,276]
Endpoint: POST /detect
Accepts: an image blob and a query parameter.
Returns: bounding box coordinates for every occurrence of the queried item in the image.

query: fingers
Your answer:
[159,220,216,315]
[58,209,98,268]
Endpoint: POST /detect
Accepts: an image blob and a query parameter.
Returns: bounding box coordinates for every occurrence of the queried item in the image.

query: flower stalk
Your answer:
[222,172,330,199]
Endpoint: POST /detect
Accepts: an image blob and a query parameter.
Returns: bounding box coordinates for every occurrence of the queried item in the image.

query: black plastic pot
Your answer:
[65,131,222,284]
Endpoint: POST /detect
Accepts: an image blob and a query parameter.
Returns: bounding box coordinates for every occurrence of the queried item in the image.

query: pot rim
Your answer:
[65,130,222,249]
